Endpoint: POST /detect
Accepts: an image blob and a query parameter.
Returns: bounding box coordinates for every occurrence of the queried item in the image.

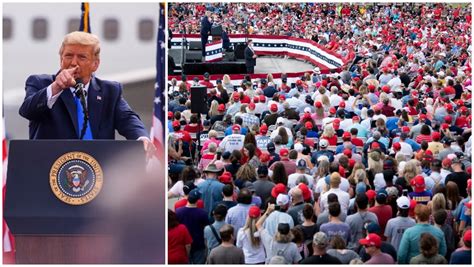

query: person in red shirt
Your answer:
[350,127,364,147]
[172,120,193,157]
[168,209,193,264]
[199,72,215,89]
[322,123,338,146]
[183,114,204,134]
[368,189,393,237]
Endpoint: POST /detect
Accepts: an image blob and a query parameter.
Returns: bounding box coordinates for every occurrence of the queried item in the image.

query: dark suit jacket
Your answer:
[19,74,148,140]
[200,16,211,37]
[244,46,256,67]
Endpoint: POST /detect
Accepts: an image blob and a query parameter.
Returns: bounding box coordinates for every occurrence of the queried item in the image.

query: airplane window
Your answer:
[3,17,12,40]
[67,18,81,34]
[103,18,119,41]
[138,19,154,41]
[32,17,48,40]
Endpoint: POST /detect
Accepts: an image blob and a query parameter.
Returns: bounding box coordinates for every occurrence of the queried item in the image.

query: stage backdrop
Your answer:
[171,34,345,72]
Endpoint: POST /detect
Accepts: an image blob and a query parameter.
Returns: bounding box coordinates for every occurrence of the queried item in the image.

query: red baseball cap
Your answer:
[315,101,323,108]
[445,103,453,111]
[368,84,376,91]
[463,229,472,243]
[260,124,268,135]
[393,142,401,151]
[382,85,391,93]
[218,104,226,112]
[253,96,259,103]
[432,131,441,141]
[172,120,180,128]
[339,102,346,108]
[343,149,352,158]
[218,171,233,184]
[329,107,337,114]
[168,111,174,119]
[248,102,256,111]
[303,113,312,120]
[419,114,427,120]
[402,126,410,133]
[279,148,289,157]
[444,115,452,123]
[441,123,449,130]
[298,183,312,201]
[279,94,286,100]
[343,131,351,139]
[366,190,376,201]
[359,233,382,248]
[305,121,313,130]
[233,92,240,101]
[232,124,241,131]
[271,183,287,198]
[259,95,266,102]
[248,206,261,218]
[371,142,380,149]
[352,115,360,121]
[411,175,426,192]
[270,103,278,113]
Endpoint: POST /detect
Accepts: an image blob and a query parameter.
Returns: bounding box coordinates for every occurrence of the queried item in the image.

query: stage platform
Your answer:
[169,48,315,76]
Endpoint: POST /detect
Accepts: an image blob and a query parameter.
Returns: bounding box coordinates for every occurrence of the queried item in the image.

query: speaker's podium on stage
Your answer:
[4,140,164,264]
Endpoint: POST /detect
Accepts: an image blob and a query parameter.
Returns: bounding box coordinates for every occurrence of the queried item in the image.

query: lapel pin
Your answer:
[97,96,102,101]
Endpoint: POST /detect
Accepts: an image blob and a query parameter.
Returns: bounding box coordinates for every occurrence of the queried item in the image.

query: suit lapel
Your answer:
[60,88,79,136]
[88,77,103,138]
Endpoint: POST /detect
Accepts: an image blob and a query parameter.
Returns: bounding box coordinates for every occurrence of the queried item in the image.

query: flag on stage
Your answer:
[79,2,91,33]
[205,41,223,62]
[3,118,15,264]
[151,3,165,162]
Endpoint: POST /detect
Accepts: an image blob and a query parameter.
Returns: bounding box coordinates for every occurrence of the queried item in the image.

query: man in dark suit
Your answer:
[200,11,212,58]
[19,31,155,155]
[244,39,257,74]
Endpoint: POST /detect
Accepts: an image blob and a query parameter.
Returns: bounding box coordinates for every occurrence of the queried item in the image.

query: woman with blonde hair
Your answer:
[394,159,419,192]
[208,100,220,117]
[266,73,274,84]
[313,101,326,128]
[321,124,337,146]
[236,206,266,264]
[367,151,383,188]
[347,162,366,186]
[235,163,257,189]
[222,74,234,94]
[321,94,331,112]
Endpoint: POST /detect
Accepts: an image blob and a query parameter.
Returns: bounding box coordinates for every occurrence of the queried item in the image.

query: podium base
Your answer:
[15,235,115,264]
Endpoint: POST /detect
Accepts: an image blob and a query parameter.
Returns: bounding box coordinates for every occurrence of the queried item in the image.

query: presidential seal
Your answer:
[49,152,103,205]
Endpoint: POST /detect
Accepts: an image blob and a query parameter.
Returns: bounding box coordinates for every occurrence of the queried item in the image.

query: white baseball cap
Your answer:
[396,196,410,209]
[276,193,290,206]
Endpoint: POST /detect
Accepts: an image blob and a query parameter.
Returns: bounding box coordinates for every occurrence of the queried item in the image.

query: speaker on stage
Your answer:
[211,25,223,36]
[185,51,202,63]
[191,86,208,114]
[234,44,246,59]
[189,41,202,51]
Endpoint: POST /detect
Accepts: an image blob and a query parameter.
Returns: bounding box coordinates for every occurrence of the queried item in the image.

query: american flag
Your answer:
[3,119,15,264]
[151,3,165,162]
[79,2,91,33]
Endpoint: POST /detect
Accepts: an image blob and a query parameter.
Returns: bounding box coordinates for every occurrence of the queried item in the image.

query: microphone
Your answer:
[74,79,89,139]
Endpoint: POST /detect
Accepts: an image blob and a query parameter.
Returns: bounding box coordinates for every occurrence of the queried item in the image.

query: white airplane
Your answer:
[3,2,160,139]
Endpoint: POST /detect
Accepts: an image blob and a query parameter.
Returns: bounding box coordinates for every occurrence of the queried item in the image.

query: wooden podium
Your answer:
[4,140,165,264]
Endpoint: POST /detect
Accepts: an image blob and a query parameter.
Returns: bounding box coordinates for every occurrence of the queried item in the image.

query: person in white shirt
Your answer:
[220,124,245,153]
[319,172,350,215]
[329,86,342,107]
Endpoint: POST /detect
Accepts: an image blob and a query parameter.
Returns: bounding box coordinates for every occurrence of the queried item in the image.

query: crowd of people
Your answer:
[167,2,472,265]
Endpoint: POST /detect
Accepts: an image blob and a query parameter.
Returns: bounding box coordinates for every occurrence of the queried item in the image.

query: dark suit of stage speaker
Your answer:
[244,46,256,74]
[200,15,212,57]
[19,74,148,140]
